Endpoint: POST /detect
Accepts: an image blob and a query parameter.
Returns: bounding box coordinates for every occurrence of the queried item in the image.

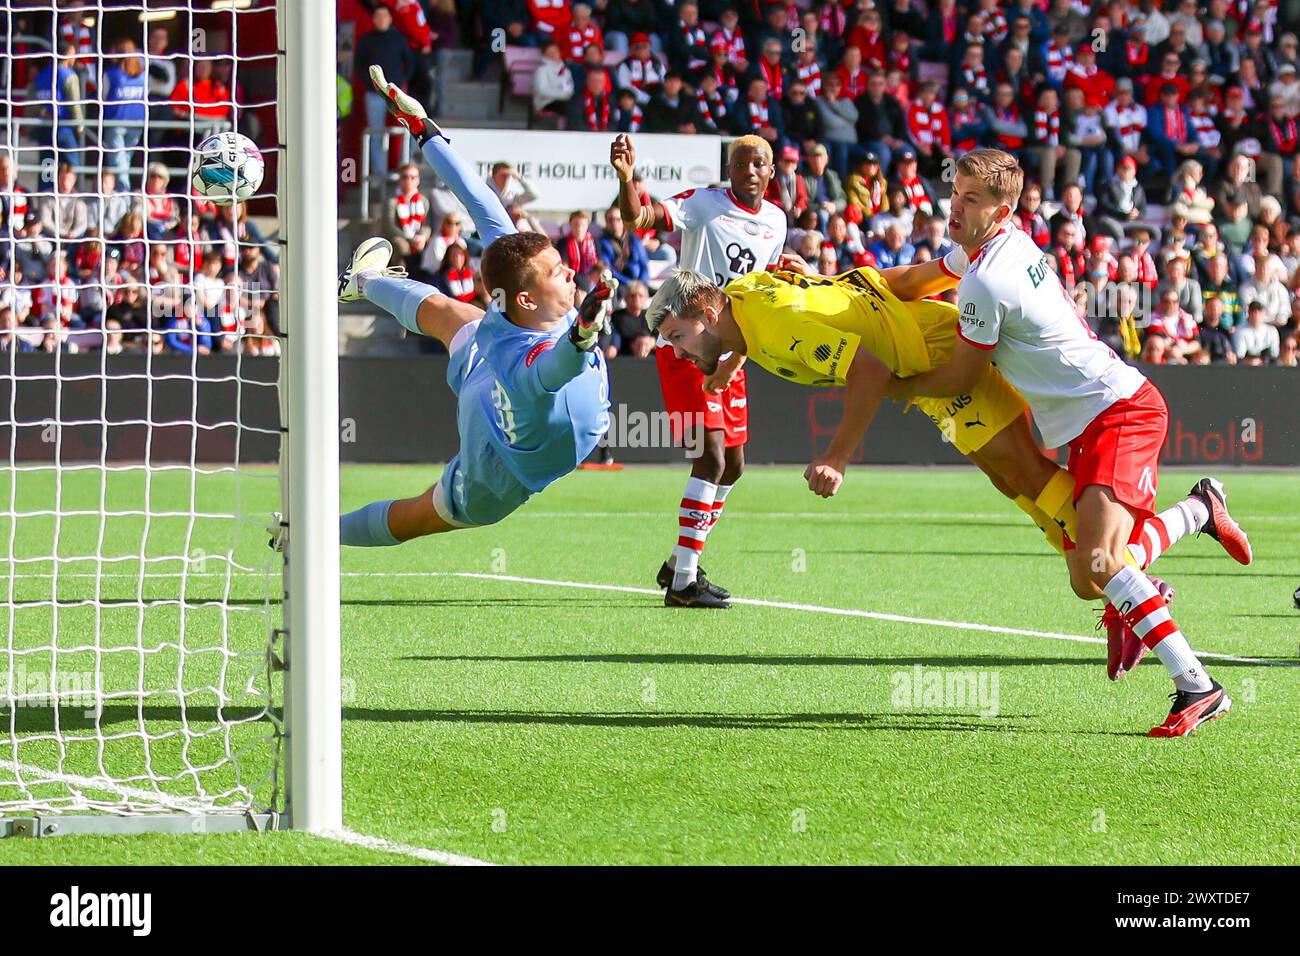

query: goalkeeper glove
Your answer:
[570,270,618,351]
[942,244,970,278]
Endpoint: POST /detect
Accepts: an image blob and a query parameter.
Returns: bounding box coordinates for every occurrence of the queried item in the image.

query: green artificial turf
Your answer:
[2,464,1297,864]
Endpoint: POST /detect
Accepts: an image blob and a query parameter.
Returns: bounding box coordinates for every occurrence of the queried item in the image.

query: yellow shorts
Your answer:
[904,304,1029,457]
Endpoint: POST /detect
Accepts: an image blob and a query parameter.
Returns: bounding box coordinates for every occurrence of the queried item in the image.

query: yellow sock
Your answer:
[1014,495,1066,556]
[1033,469,1079,546]
[1032,467,1140,567]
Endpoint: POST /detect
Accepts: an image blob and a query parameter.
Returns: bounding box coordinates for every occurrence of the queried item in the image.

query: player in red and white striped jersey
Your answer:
[613,133,786,608]
[887,149,1249,737]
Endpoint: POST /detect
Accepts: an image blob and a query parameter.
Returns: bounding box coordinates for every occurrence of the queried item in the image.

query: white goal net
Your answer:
[0,0,304,827]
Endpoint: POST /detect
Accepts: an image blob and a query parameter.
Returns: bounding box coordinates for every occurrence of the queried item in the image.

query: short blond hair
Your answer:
[956,148,1023,207]
[727,135,773,165]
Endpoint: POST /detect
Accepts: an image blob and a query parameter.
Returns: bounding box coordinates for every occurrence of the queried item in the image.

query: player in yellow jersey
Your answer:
[644,261,1085,562]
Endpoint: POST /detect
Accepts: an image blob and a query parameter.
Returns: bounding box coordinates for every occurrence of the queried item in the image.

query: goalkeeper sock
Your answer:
[1105,566,1212,692]
[672,476,718,590]
[1032,468,1078,548]
[1127,497,1211,570]
[362,274,435,335]
[1014,495,1066,556]
[340,500,400,547]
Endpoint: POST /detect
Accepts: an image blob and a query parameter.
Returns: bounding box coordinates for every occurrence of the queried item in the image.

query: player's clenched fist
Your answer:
[804,457,846,497]
[610,134,636,182]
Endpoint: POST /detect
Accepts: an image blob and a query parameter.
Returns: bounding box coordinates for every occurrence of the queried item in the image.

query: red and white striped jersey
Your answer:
[907,99,950,149]
[956,226,1146,447]
[562,23,603,61]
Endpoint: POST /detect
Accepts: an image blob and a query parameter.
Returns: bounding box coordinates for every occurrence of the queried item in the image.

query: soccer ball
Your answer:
[191,131,265,205]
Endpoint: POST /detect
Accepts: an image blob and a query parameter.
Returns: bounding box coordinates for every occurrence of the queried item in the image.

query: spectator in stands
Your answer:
[646,70,695,133]
[387,163,433,278]
[192,250,226,326]
[165,297,212,355]
[1051,218,1086,293]
[1235,300,1281,364]
[87,170,132,239]
[237,245,279,335]
[816,72,861,178]
[100,39,148,189]
[782,80,821,147]
[1014,180,1051,249]
[801,143,846,234]
[30,44,85,170]
[693,71,730,134]
[1213,153,1262,250]
[1029,85,1076,201]
[617,33,665,106]
[0,151,31,242]
[611,279,654,357]
[1202,252,1243,330]
[170,57,232,132]
[870,223,915,268]
[1197,296,1236,363]
[35,253,79,328]
[1063,86,1111,197]
[0,305,35,353]
[487,161,538,211]
[356,5,416,184]
[106,282,148,336]
[532,38,575,121]
[433,243,478,303]
[557,209,599,280]
[111,210,147,273]
[1159,254,1203,324]
[1168,159,1215,225]
[39,163,89,242]
[428,210,467,269]
[1147,287,1202,364]
[730,77,783,144]
[569,68,615,131]
[845,151,886,221]
[1242,258,1291,327]
[146,26,178,102]
[143,163,180,241]
[667,2,708,80]
[1270,63,1300,117]
[1279,333,1299,366]
[561,4,602,63]
[596,205,647,287]
[614,87,644,132]
[769,145,809,226]
[1256,93,1300,200]
[605,0,660,55]
[1096,155,1147,241]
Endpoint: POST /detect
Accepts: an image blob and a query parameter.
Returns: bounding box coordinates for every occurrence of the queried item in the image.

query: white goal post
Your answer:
[0,0,340,837]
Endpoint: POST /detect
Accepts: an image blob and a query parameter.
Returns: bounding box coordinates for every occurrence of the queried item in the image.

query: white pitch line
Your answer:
[429,571,1298,668]
[1,759,498,865]
[318,828,497,866]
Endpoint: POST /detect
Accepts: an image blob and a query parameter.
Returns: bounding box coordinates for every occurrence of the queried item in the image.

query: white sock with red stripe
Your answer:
[672,477,718,590]
[1105,566,1212,693]
[710,483,734,533]
[1126,497,1210,569]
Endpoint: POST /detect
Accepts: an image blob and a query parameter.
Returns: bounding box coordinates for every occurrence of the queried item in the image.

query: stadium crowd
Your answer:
[366,0,1300,366]
[0,8,279,357]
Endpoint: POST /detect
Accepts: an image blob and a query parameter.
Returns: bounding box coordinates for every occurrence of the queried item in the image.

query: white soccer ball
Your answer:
[191,131,265,205]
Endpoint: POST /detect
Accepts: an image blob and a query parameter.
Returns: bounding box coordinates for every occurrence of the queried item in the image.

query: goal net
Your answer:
[0,0,338,834]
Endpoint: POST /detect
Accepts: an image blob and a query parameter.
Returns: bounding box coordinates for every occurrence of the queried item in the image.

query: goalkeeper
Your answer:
[335,68,617,544]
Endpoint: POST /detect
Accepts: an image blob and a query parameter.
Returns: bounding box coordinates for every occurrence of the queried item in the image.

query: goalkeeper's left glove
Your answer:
[570,270,618,351]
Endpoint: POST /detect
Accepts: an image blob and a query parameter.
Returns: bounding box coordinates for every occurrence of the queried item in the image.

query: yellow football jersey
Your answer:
[725,267,961,385]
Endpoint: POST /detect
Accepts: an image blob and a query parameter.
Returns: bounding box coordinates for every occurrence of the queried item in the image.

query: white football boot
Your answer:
[338,237,407,302]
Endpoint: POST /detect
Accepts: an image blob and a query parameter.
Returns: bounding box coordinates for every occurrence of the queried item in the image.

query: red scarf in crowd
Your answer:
[584,90,610,130]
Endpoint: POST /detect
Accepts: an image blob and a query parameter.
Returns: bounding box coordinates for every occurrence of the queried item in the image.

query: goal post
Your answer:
[0,0,340,837]
[280,0,342,835]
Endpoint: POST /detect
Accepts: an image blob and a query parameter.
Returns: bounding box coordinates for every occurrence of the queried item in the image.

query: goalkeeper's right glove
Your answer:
[570,270,618,351]
[369,65,438,143]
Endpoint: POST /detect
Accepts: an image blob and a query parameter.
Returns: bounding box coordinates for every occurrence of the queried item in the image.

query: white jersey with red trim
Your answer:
[655,185,787,347]
[955,226,1147,448]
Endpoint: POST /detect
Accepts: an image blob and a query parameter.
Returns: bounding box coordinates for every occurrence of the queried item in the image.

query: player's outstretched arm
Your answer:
[611,134,668,233]
[887,337,991,402]
[805,349,892,498]
[370,65,516,246]
[878,251,964,301]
